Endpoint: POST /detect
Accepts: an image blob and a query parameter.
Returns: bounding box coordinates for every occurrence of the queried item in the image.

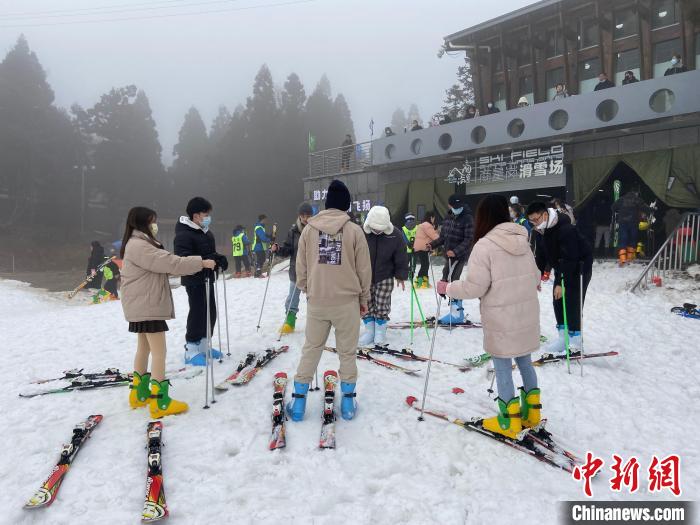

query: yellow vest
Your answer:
[232,233,245,257]
[402,225,417,253]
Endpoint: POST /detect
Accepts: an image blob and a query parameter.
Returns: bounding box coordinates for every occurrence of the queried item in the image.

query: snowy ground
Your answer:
[1,261,699,525]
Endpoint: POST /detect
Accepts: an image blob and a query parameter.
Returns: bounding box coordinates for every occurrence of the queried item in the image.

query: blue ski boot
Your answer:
[341,382,357,420]
[184,341,206,366]
[438,299,464,325]
[358,317,375,348]
[374,320,388,346]
[544,326,566,354]
[286,382,310,422]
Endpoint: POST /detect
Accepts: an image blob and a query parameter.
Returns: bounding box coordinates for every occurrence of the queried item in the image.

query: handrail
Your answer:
[630,211,700,293]
[308,140,373,178]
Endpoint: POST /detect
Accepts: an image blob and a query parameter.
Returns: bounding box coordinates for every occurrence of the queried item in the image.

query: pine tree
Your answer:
[171,107,210,209]
[209,105,231,147]
[438,57,475,120]
[407,103,422,127]
[390,107,408,133]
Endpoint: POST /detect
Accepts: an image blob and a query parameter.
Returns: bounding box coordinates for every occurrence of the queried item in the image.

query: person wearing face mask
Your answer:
[622,70,639,85]
[358,206,409,347]
[509,203,531,234]
[526,202,592,354]
[664,53,688,76]
[174,196,229,366]
[427,194,475,324]
[120,206,216,417]
[271,202,314,334]
[486,101,500,114]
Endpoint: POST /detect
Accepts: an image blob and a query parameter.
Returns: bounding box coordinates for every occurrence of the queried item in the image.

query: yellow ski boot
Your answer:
[519,387,542,429]
[129,371,151,409]
[279,312,296,335]
[149,379,189,418]
[482,397,523,440]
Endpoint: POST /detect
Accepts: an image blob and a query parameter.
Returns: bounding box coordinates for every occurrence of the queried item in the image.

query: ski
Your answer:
[30,367,124,384]
[215,352,257,389]
[269,372,288,451]
[319,370,338,449]
[368,346,472,371]
[532,350,619,367]
[67,256,116,299]
[388,316,482,329]
[324,347,421,375]
[24,414,103,509]
[671,304,699,319]
[20,368,201,398]
[405,397,576,473]
[215,346,289,390]
[142,421,168,522]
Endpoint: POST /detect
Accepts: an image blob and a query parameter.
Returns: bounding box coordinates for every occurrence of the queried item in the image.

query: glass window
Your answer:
[615,48,641,85]
[493,49,503,72]
[545,67,566,100]
[696,33,700,69]
[518,40,531,65]
[519,76,534,106]
[653,38,681,77]
[578,57,601,94]
[652,0,679,29]
[614,7,638,40]
[493,82,506,112]
[546,28,564,58]
[579,17,599,49]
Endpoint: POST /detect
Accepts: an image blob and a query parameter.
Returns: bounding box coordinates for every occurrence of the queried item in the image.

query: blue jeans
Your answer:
[285,281,301,315]
[492,355,537,401]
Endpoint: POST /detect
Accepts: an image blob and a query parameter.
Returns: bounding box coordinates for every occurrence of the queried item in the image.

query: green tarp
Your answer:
[385,178,455,222]
[573,145,700,208]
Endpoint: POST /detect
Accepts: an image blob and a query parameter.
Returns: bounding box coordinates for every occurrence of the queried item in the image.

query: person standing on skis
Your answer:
[358,206,409,348]
[527,201,593,354]
[438,195,542,440]
[252,214,272,278]
[271,202,314,334]
[287,180,372,423]
[427,194,475,324]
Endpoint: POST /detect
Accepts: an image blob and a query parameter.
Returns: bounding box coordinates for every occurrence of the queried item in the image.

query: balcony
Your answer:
[307,141,373,179]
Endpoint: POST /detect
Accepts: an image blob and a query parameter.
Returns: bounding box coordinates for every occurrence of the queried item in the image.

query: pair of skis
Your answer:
[485,351,619,375]
[268,370,339,451]
[325,346,421,375]
[25,416,168,522]
[215,346,288,391]
[406,397,580,473]
[388,316,482,329]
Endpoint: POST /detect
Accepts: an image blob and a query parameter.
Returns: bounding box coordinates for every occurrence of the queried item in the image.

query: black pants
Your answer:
[553,270,592,332]
[416,251,430,278]
[407,252,416,277]
[442,257,466,282]
[234,255,251,273]
[255,251,267,277]
[104,278,118,298]
[185,282,217,343]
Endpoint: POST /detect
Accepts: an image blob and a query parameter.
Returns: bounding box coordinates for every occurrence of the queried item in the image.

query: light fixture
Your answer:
[658,10,668,18]
[585,62,591,70]
[616,23,624,29]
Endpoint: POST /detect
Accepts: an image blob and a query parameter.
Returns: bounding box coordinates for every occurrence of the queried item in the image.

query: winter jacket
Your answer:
[277,219,304,282]
[296,209,372,308]
[414,221,440,252]
[174,216,227,286]
[365,227,409,284]
[87,244,105,273]
[594,79,615,91]
[664,65,688,76]
[534,212,593,291]
[612,193,650,226]
[446,223,540,359]
[120,231,203,322]
[431,206,475,261]
[252,222,271,253]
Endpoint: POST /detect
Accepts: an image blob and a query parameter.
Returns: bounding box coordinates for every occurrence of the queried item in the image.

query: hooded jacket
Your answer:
[174,216,227,286]
[120,231,204,322]
[363,226,409,284]
[446,223,540,358]
[414,221,440,252]
[295,209,372,307]
[277,218,305,282]
[431,205,475,261]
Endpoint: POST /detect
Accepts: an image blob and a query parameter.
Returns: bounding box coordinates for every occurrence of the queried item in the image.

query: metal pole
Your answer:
[429,253,440,308]
[207,274,216,404]
[579,263,584,377]
[418,261,456,421]
[213,270,224,364]
[203,275,211,409]
[256,253,276,332]
[221,267,232,357]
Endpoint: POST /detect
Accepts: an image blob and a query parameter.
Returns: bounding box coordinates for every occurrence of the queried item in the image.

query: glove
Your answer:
[217,254,229,271]
[436,280,448,297]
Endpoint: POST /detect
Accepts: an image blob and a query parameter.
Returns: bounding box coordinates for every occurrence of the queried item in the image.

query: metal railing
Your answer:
[308,141,373,178]
[630,212,700,293]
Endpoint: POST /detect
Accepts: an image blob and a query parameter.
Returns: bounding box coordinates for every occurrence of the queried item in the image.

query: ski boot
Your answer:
[286,382,310,422]
[482,397,522,440]
[184,340,221,366]
[358,317,376,347]
[439,299,464,324]
[414,276,423,288]
[568,331,582,354]
[374,319,387,346]
[519,387,542,429]
[421,278,430,289]
[129,371,151,409]
[279,311,296,334]
[149,379,188,418]
[543,325,566,354]
[234,271,242,279]
[340,382,357,420]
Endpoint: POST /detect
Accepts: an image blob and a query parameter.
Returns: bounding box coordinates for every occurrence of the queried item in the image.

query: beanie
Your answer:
[448,194,464,208]
[325,180,351,211]
[298,202,313,216]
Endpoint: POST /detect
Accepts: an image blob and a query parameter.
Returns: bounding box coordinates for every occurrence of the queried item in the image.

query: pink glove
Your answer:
[436,280,448,296]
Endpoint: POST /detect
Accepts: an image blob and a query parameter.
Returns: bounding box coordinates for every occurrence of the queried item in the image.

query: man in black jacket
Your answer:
[527,202,593,355]
[271,202,313,334]
[428,193,475,324]
[594,72,615,91]
[174,197,228,366]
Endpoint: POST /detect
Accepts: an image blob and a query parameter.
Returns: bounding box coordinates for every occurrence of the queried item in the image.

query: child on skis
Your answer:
[438,195,542,439]
[119,206,216,418]
[358,206,409,347]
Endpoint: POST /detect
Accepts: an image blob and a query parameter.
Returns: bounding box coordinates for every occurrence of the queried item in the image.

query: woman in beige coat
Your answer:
[437,195,542,440]
[120,206,215,418]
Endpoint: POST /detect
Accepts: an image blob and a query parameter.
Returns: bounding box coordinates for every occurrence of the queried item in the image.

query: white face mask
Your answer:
[536,220,547,232]
[671,57,678,66]
[149,223,159,236]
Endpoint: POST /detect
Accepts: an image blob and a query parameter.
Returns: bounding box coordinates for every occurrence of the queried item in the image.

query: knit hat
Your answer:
[448,194,464,208]
[298,202,313,216]
[363,206,394,235]
[509,195,519,205]
[404,213,416,221]
[325,180,351,211]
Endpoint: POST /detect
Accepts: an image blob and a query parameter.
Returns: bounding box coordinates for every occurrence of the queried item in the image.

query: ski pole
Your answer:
[487,369,496,398]
[256,252,276,332]
[418,261,456,421]
[409,257,415,346]
[204,275,211,409]
[579,262,584,377]
[213,269,224,364]
[561,274,570,375]
[447,258,457,333]
[410,279,431,340]
[428,253,440,308]
[221,267,232,357]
